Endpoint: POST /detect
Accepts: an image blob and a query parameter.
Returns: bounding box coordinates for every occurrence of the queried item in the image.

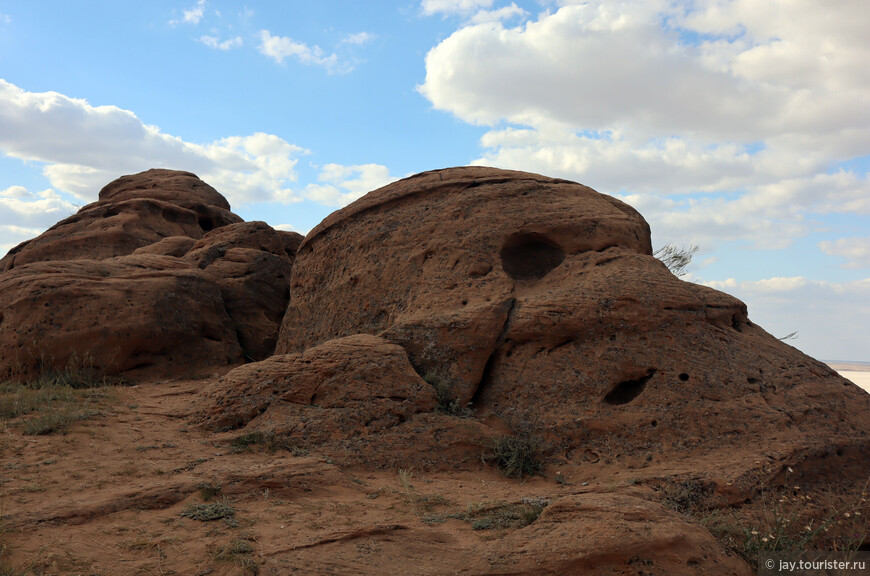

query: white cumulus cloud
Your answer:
[0,79,307,208]
[469,3,527,24]
[419,0,870,252]
[304,163,398,207]
[0,187,79,253]
[819,237,870,269]
[183,0,206,24]
[702,276,870,361]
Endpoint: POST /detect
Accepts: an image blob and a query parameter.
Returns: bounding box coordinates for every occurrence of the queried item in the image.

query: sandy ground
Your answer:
[0,378,718,576]
[2,371,867,575]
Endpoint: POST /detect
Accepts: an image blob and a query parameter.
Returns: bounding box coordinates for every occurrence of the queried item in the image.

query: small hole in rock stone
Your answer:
[500,233,564,281]
[650,420,657,427]
[678,373,689,382]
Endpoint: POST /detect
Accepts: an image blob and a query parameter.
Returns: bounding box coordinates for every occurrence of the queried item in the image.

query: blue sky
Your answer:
[1,0,868,361]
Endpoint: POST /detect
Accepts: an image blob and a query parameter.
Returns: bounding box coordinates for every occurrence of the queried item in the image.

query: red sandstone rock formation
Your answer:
[0,169,300,378]
[258,166,868,478]
[3,166,867,574]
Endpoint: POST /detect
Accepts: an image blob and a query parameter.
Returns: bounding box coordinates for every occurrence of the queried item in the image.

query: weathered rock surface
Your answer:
[0,169,242,272]
[2,165,867,575]
[197,333,491,467]
[478,491,751,576]
[0,169,301,378]
[184,221,301,361]
[269,166,868,482]
[198,334,438,433]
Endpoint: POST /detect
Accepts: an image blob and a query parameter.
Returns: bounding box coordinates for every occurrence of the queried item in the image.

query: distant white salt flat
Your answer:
[837,371,870,393]
[826,361,870,394]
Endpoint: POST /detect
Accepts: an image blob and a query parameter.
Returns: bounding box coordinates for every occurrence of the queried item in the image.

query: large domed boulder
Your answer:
[0,169,242,272]
[274,166,869,476]
[0,169,301,379]
[0,256,242,376]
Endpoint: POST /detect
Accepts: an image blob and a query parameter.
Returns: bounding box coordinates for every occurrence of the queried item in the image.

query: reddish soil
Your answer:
[2,376,866,575]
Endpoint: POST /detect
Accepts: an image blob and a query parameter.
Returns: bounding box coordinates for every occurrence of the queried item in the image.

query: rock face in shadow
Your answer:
[268,166,868,475]
[0,169,301,378]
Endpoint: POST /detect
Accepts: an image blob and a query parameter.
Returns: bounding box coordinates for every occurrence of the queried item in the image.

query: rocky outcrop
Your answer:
[0,170,241,272]
[3,166,867,574]
[198,334,438,434]
[268,166,868,477]
[0,169,300,378]
[197,333,491,467]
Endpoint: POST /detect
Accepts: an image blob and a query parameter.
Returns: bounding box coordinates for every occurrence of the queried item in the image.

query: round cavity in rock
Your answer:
[500,233,565,281]
[198,217,215,232]
[603,369,656,405]
[678,373,690,382]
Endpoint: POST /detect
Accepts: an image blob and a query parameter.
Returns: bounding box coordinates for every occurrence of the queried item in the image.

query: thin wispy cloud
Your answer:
[257,30,338,70]
[183,0,206,24]
[169,0,206,26]
[198,35,243,50]
[421,0,494,16]
[342,32,376,45]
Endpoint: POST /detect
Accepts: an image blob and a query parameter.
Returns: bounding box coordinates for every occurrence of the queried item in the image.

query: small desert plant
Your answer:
[22,408,100,436]
[229,430,308,456]
[197,482,222,502]
[482,421,546,478]
[0,361,118,435]
[424,372,472,417]
[428,499,547,530]
[181,501,236,523]
[660,479,711,516]
[467,501,545,530]
[38,352,120,389]
[398,469,451,516]
[654,244,699,278]
[700,480,868,567]
[212,538,258,575]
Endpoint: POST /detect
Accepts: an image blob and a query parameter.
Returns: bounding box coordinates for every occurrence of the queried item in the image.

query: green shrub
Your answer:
[428,500,547,530]
[483,429,545,478]
[212,538,258,574]
[229,430,307,456]
[197,482,222,502]
[181,501,236,522]
[0,359,118,435]
[424,372,472,418]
